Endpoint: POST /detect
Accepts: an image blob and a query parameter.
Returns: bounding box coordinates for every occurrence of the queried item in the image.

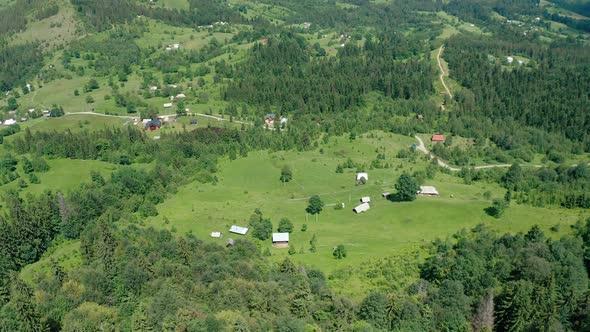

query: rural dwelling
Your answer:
[3,119,16,126]
[229,225,249,235]
[418,186,439,196]
[507,56,514,64]
[227,238,234,247]
[176,93,186,99]
[190,119,197,125]
[144,118,162,131]
[265,113,276,125]
[360,196,371,203]
[163,103,173,108]
[382,192,390,198]
[356,173,368,182]
[431,134,445,143]
[149,86,158,91]
[272,233,290,248]
[210,232,222,238]
[353,202,370,214]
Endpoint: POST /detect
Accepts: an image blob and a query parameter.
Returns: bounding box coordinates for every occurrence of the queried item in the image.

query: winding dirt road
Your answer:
[437,45,453,100]
[413,135,546,172]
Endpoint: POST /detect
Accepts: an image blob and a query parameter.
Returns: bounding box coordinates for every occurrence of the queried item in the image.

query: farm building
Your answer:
[431,134,445,143]
[163,103,173,108]
[272,233,290,248]
[176,93,186,99]
[229,225,249,235]
[227,238,234,247]
[3,119,16,126]
[382,192,390,198]
[418,186,439,196]
[353,202,370,214]
[356,173,368,182]
[360,196,371,203]
[507,56,514,64]
[144,118,162,131]
[265,113,276,125]
[210,232,222,238]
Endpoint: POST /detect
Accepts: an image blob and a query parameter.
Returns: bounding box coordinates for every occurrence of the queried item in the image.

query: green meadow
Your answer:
[139,131,585,274]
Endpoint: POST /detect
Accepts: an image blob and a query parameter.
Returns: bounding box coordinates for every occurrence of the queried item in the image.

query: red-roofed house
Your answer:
[431,134,445,143]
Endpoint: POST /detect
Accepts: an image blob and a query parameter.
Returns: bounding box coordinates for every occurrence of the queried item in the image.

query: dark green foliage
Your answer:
[306,195,323,215]
[278,218,294,233]
[392,173,419,202]
[357,292,389,329]
[333,245,346,259]
[280,165,292,183]
[0,43,43,92]
[253,218,272,241]
[418,224,589,331]
[485,198,508,218]
[445,34,590,149]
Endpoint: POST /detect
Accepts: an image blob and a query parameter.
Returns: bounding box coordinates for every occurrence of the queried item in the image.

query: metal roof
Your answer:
[353,202,370,213]
[419,186,439,195]
[272,232,289,242]
[229,225,249,235]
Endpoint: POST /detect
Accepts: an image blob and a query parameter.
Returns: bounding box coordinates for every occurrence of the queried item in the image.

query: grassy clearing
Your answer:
[0,158,117,195]
[9,1,81,49]
[20,240,81,283]
[140,132,585,274]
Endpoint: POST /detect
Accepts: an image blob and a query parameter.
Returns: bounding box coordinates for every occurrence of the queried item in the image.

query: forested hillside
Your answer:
[0,0,589,330]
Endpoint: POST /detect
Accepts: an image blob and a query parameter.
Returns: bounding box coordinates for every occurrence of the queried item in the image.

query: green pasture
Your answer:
[141,132,585,273]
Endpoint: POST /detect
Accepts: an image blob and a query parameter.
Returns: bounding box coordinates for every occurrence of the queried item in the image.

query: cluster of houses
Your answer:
[165,43,180,51]
[264,113,288,127]
[506,56,526,66]
[212,224,290,248]
[353,173,440,214]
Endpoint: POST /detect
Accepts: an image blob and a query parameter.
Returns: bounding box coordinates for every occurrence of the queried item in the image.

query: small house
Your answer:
[144,118,162,131]
[272,233,289,248]
[3,119,17,126]
[229,225,249,235]
[265,113,276,125]
[431,134,445,143]
[506,56,514,64]
[227,238,234,247]
[418,186,439,196]
[176,93,186,99]
[382,192,390,198]
[360,196,371,203]
[149,86,158,91]
[190,119,197,125]
[356,173,368,183]
[353,203,370,214]
[210,232,222,238]
[163,103,173,108]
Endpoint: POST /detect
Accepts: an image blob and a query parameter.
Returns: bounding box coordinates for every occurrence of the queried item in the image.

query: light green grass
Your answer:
[141,132,585,274]
[20,240,81,283]
[1,158,117,195]
[10,1,81,49]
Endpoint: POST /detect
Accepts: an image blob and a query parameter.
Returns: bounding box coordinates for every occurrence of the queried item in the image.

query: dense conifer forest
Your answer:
[0,0,589,330]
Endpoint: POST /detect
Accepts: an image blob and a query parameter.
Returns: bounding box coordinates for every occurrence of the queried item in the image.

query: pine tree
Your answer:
[10,273,45,332]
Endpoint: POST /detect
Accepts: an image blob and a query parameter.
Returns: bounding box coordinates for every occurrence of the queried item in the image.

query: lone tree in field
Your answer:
[333,245,347,259]
[278,218,294,233]
[306,195,324,221]
[393,173,419,202]
[280,165,292,184]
